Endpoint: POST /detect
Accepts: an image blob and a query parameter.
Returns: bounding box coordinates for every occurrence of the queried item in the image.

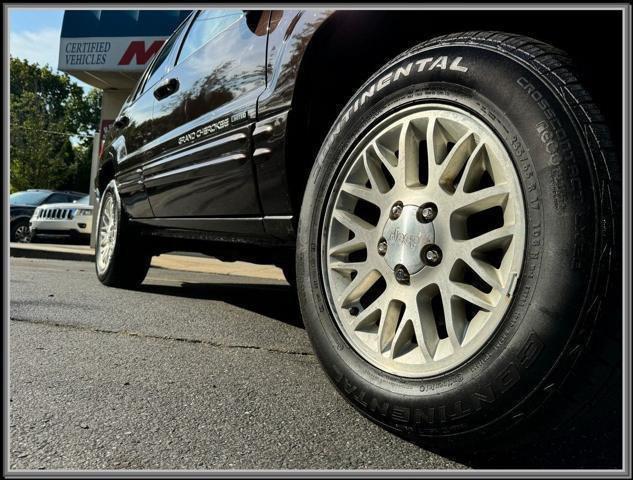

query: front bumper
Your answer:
[30,216,92,236]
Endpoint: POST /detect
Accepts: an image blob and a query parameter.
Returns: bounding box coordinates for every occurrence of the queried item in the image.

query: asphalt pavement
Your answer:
[9,257,622,471]
[9,257,465,471]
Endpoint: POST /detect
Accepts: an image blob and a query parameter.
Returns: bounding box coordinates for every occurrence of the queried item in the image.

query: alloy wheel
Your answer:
[322,104,526,377]
[96,194,118,274]
[14,224,31,243]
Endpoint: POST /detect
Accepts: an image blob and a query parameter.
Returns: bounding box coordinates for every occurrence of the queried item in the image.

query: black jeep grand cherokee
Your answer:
[96,10,621,447]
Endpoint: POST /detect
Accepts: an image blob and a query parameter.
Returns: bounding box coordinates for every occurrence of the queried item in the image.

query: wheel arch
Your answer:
[11,215,32,225]
[283,9,621,217]
[95,151,116,198]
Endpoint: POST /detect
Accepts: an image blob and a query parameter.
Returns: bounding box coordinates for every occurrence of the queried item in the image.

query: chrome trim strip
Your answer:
[118,178,139,190]
[143,153,247,183]
[253,147,271,157]
[252,124,273,137]
[143,132,247,174]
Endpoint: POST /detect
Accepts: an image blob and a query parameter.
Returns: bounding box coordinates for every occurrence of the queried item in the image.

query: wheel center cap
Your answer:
[381,204,435,275]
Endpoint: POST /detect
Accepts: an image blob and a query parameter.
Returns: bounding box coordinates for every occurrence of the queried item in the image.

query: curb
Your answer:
[10,244,286,281]
[10,245,95,263]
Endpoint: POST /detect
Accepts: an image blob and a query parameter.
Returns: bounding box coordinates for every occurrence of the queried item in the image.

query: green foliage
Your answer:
[10,57,102,193]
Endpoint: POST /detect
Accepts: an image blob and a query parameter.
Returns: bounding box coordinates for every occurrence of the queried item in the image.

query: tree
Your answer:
[10,57,102,193]
[64,137,94,192]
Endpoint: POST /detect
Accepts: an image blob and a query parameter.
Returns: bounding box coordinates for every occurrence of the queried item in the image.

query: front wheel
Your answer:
[296,32,619,447]
[11,219,31,243]
[95,180,151,288]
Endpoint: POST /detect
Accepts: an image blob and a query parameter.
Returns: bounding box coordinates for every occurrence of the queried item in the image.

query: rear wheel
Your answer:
[297,32,619,447]
[95,180,151,288]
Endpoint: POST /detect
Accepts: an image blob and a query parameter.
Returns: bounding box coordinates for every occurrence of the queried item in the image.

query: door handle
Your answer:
[114,115,129,129]
[153,77,180,100]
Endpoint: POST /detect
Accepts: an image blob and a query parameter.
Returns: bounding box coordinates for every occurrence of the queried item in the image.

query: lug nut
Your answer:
[426,250,440,263]
[349,307,359,316]
[377,238,388,256]
[394,264,410,284]
[417,202,437,223]
[390,202,404,220]
[421,244,443,266]
[421,207,435,221]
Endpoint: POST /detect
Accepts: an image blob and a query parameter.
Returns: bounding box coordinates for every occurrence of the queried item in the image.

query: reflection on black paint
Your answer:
[146,13,268,218]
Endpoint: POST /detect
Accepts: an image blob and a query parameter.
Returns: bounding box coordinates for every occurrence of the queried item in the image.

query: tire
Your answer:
[95,180,151,289]
[296,31,619,449]
[11,219,31,243]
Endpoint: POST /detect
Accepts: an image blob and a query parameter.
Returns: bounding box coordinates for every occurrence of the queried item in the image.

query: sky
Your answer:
[9,8,92,90]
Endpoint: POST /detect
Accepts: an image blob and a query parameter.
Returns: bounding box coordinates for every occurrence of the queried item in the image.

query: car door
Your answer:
[142,10,270,218]
[113,20,189,218]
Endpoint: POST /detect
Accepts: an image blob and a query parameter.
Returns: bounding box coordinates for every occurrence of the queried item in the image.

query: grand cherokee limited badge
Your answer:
[178,117,230,145]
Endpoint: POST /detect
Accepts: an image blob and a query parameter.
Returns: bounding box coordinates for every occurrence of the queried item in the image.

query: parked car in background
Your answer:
[10,190,86,242]
[29,195,93,244]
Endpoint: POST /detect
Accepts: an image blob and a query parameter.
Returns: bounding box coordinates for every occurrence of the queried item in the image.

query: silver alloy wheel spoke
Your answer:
[322,104,526,377]
[15,226,30,242]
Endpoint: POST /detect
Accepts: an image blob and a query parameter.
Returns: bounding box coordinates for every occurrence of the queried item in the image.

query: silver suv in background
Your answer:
[29,195,93,244]
[10,190,86,242]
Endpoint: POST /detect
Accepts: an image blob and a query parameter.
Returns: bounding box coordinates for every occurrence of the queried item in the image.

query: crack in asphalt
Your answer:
[9,316,316,358]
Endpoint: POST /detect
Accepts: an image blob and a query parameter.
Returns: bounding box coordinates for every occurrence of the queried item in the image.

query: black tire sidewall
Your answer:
[11,219,31,243]
[297,44,599,439]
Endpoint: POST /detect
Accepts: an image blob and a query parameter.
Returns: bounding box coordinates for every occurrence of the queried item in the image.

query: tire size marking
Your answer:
[475,98,544,366]
[516,76,587,270]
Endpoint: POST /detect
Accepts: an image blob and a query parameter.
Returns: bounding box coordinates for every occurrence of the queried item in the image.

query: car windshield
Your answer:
[76,195,90,205]
[10,191,50,206]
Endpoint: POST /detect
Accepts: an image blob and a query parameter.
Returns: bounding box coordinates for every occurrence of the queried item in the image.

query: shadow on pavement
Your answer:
[30,236,90,246]
[138,282,305,330]
[435,422,622,469]
[424,374,622,469]
[140,278,622,469]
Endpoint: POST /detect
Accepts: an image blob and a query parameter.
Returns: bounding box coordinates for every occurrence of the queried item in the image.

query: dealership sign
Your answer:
[58,37,166,71]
